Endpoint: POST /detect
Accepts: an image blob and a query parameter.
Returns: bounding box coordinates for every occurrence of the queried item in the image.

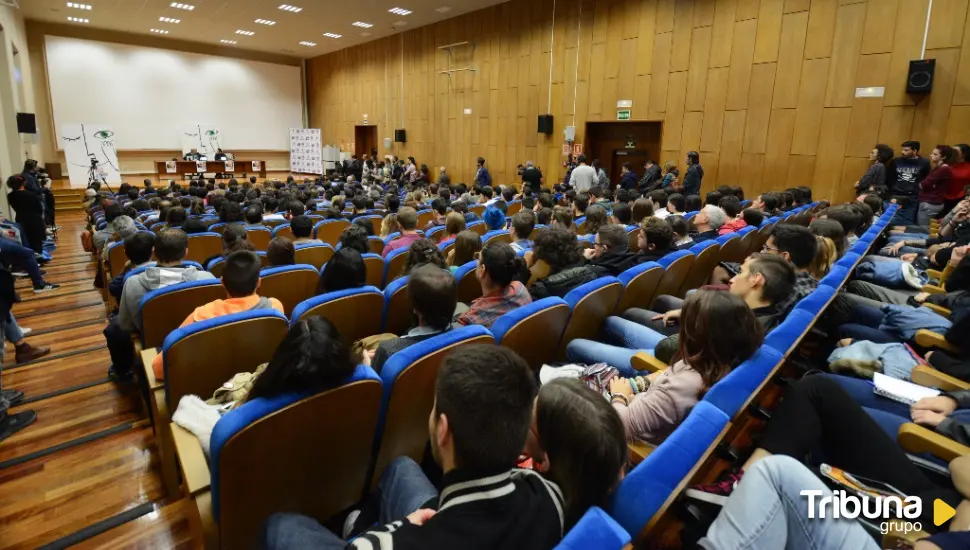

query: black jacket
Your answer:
[530,265,599,299]
[637,165,662,193]
[589,245,640,276]
[619,171,638,190]
[683,164,704,195]
[937,390,970,447]
[8,189,43,223]
[691,229,718,243]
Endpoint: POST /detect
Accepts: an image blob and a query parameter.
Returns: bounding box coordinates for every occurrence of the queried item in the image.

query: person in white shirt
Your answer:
[570,155,596,193]
[647,190,671,219]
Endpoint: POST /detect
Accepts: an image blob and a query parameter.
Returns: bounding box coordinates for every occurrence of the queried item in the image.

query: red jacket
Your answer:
[920,165,952,205]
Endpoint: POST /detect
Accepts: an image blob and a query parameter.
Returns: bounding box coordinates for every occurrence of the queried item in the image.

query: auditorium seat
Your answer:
[185,233,222,265]
[416,209,434,229]
[313,219,351,247]
[208,251,268,278]
[245,227,273,250]
[701,345,785,418]
[290,287,384,344]
[613,261,663,315]
[819,265,850,288]
[714,233,744,264]
[627,226,640,252]
[367,236,385,255]
[105,241,129,278]
[171,364,383,549]
[651,250,693,303]
[454,260,483,305]
[483,230,512,248]
[506,200,523,216]
[467,220,486,236]
[258,265,319,315]
[360,215,383,236]
[574,217,588,235]
[469,204,486,217]
[735,226,758,261]
[383,247,410,287]
[556,507,630,550]
[137,279,226,350]
[491,297,570,371]
[556,277,623,359]
[438,237,456,256]
[677,241,720,297]
[369,325,494,488]
[763,309,814,358]
[426,226,447,243]
[293,242,334,270]
[272,224,295,242]
[382,276,410,336]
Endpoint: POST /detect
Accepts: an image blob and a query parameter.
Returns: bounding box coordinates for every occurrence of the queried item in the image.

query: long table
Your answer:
[154,160,268,180]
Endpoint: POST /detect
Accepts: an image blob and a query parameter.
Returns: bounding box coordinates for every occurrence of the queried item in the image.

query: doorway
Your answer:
[354,125,377,158]
[585,121,662,186]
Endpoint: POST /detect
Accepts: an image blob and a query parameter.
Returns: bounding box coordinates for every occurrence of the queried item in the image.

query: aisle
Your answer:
[0,211,197,549]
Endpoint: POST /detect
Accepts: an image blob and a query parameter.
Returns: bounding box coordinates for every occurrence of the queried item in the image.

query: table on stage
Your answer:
[154,160,268,180]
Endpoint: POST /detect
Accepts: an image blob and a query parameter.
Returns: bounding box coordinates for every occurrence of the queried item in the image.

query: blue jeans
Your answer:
[889,197,917,226]
[836,305,898,344]
[565,316,667,377]
[699,455,880,550]
[261,457,438,549]
[0,239,45,287]
[5,312,23,344]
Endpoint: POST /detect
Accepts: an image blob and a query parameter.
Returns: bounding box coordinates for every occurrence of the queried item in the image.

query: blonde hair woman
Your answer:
[381,213,401,238]
[808,236,837,280]
[661,161,679,188]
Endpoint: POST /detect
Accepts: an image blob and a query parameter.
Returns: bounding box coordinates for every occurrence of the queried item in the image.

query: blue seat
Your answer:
[609,402,730,538]
[454,259,482,304]
[467,220,486,235]
[556,507,630,550]
[370,325,495,487]
[819,265,849,288]
[702,345,785,418]
[652,249,694,300]
[383,246,411,287]
[614,261,664,314]
[426,226,447,242]
[763,309,814,357]
[137,278,225,348]
[313,219,351,246]
[271,224,292,237]
[491,297,571,371]
[835,252,862,269]
[382,276,411,335]
[793,285,837,316]
[290,286,384,344]
[557,276,623,359]
[482,229,512,247]
[258,264,320,315]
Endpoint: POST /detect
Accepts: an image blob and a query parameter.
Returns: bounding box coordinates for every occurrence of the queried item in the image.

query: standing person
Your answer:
[591,159,610,189]
[682,151,704,195]
[569,155,596,193]
[918,145,956,225]
[404,157,418,185]
[638,160,662,193]
[521,161,543,192]
[474,156,492,188]
[945,144,970,215]
[618,163,638,190]
[6,175,46,256]
[854,143,894,196]
[0,264,37,443]
[42,177,56,230]
[437,166,451,188]
[889,140,931,226]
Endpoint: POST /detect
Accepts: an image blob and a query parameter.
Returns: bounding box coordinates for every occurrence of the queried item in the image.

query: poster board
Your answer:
[181,125,222,158]
[289,128,323,174]
[60,123,122,187]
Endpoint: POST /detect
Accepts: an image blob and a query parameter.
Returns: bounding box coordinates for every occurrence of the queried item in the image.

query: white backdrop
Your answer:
[60,124,122,186]
[289,128,322,174]
[44,36,302,150]
[181,125,222,157]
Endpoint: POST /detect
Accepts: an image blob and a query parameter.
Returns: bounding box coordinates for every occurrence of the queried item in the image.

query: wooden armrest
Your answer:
[911,364,970,392]
[922,284,946,295]
[927,269,943,281]
[897,423,970,463]
[627,441,655,466]
[923,303,951,318]
[140,348,163,391]
[170,423,211,495]
[630,351,667,373]
[914,329,961,354]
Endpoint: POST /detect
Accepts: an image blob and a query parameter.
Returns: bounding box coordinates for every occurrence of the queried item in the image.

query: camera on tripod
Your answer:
[89,155,99,168]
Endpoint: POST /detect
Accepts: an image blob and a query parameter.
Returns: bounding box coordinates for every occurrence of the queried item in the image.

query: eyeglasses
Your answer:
[593,242,607,248]
[762,244,779,252]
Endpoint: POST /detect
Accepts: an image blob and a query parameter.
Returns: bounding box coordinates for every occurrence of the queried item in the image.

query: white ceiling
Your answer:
[23,0,507,59]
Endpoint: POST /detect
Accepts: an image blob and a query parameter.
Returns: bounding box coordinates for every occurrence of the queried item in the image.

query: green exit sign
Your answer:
[617,110,631,120]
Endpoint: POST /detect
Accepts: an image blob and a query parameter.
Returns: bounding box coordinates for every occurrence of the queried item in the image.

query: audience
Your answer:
[447,230,482,271]
[317,248,366,294]
[690,205,726,242]
[382,207,422,258]
[266,237,295,267]
[509,211,536,252]
[529,227,598,299]
[456,241,530,327]
[291,216,323,245]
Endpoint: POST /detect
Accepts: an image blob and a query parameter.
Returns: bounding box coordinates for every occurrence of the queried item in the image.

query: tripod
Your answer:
[87,161,114,196]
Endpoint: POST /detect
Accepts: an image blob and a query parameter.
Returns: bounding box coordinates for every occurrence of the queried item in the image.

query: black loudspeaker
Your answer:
[907,59,935,94]
[394,129,407,143]
[537,114,554,135]
[16,113,36,134]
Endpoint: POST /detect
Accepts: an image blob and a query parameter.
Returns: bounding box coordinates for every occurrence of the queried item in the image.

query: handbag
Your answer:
[206,363,268,406]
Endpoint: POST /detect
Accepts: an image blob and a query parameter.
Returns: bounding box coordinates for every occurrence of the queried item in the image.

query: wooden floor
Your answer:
[0,211,199,549]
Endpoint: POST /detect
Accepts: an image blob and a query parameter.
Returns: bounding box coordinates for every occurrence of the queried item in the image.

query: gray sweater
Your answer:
[117,266,215,333]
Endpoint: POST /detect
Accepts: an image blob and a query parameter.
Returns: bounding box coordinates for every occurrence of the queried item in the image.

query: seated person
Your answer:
[717,196,746,235]
[690,204,726,242]
[666,193,686,216]
[632,217,674,263]
[647,190,670,219]
[152,250,284,380]
[598,290,763,443]
[446,230,481,272]
[205,224,256,269]
[741,207,764,229]
[456,241,531,328]
[509,211,535,252]
[667,215,694,250]
[338,225,369,254]
[243,205,263,228]
[108,231,156,303]
[451,200,480,223]
[164,206,187,230]
[316,248,366,294]
[750,192,781,217]
[483,206,506,232]
[265,346,568,549]
[348,196,369,221]
[424,198,448,231]
[382,207,422,258]
[611,202,632,226]
[442,212,466,243]
[550,206,574,232]
[290,216,323,245]
[266,237,295,267]
[365,265,456,373]
[584,224,640,276]
[528,227,598,299]
[106,229,215,381]
[583,204,609,236]
[404,239,448,275]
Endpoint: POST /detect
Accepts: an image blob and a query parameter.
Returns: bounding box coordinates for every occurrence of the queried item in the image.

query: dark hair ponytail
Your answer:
[481,241,528,286]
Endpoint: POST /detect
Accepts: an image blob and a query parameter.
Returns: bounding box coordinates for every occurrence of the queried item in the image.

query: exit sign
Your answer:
[617,110,631,120]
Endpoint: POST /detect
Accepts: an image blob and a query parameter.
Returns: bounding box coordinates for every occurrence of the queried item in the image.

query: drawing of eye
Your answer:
[62,135,81,142]
[185,132,199,137]
[94,130,114,140]
[205,129,219,137]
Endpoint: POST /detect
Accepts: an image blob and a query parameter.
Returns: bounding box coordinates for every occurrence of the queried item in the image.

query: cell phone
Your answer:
[842,471,907,498]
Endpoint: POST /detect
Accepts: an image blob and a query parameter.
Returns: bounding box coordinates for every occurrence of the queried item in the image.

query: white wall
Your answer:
[44,35,302,151]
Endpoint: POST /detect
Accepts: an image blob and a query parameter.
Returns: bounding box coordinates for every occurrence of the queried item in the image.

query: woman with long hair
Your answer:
[945,143,970,215]
[447,230,482,272]
[660,160,678,188]
[918,145,956,225]
[316,248,366,294]
[854,143,894,196]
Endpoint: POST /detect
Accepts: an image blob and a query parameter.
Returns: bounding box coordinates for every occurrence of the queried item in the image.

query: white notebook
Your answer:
[872,372,941,405]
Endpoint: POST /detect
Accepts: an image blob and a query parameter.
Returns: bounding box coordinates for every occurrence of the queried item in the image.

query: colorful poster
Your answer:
[289,128,323,174]
[224,160,235,173]
[195,160,207,173]
[60,124,122,188]
[165,160,177,173]
[252,160,262,172]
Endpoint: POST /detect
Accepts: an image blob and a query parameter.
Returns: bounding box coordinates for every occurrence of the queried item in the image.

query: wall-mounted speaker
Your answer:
[907,59,935,94]
[16,113,36,134]
[537,114,553,135]
[394,128,407,143]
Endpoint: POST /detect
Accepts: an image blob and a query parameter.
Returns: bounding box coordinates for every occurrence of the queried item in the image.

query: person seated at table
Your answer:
[152,250,283,380]
[183,148,201,161]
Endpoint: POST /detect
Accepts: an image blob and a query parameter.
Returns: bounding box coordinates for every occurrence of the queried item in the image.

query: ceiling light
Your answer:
[352,21,373,28]
[159,17,180,23]
[322,32,341,38]
[278,4,302,12]
[66,3,92,10]
[359,32,372,37]
[391,21,408,27]
[299,41,316,46]
[67,16,89,22]
[150,28,169,34]
[255,19,276,25]
[434,6,451,13]
[388,7,412,15]
[170,3,195,10]
[235,29,255,36]
[220,39,237,44]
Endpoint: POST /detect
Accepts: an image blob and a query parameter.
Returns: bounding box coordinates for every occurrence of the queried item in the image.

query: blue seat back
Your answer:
[382,276,411,335]
[556,507,630,550]
[793,285,837,316]
[763,309,814,356]
[702,345,785,418]
[491,297,571,371]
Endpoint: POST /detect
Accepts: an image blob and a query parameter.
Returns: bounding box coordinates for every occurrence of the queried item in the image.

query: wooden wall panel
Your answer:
[307,0,970,198]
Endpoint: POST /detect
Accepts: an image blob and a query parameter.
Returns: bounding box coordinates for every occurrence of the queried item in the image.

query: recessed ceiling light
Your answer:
[220,39,237,44]
[278,4,302,12]
[352,21,373,28]
[255,19,276,25]
[159,17,180,23]
[389,7,412,15]
[299,41,316,46]
[235,29,255,36]
[170,3,195,10]
[391,21,408,27]
[67,16,89,22]
[322,32,341,38]
[150,28,169,34]
[66,3,92,10]
[434,6,451,13]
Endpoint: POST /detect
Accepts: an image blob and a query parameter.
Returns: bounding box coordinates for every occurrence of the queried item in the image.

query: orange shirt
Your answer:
[152,295,284,380]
